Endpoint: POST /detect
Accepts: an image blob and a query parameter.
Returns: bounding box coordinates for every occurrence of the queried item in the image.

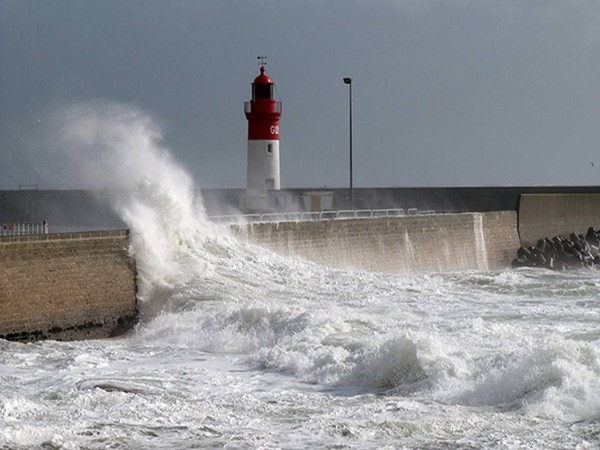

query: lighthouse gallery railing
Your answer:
[244,101,282,114]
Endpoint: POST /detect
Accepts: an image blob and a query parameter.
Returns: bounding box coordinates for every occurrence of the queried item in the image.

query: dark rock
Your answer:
[514,226,600,271]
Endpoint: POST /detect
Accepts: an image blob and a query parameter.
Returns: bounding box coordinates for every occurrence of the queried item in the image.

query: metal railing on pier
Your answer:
[209,208,437,225]
[1,222,49,237]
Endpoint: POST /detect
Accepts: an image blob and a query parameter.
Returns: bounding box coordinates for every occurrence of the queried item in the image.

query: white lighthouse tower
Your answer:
[243,64,282,210]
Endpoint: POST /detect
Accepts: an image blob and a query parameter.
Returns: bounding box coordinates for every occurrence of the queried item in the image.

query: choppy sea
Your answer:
[1,103,599,449]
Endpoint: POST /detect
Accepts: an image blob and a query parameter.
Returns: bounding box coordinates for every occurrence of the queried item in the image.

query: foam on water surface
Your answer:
[2,103,600,448]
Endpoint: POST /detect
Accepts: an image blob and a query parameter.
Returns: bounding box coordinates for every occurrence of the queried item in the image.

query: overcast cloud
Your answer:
[1,0,600,189]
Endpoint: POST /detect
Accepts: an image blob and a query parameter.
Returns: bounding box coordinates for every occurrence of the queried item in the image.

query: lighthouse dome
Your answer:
[252,66,275,100]
[253,66,273,85]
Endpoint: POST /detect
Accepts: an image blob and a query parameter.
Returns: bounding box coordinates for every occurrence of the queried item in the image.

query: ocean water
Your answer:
[2,104,600,449]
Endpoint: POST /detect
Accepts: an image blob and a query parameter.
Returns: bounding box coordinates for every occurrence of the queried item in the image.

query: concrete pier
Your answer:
[232,211,520,273]
[2,191,600,342]
[0,230,137,341]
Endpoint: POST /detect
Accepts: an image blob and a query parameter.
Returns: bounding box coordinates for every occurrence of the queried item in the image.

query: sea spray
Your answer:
[39,103,600,409]
[40,101,225,317]
[4,102,598,448]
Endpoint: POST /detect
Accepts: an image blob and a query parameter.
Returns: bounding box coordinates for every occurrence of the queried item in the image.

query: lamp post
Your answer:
[343,77,353,210]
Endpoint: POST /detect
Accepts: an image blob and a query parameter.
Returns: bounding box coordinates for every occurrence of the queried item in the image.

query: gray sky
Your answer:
[2,0,600,189]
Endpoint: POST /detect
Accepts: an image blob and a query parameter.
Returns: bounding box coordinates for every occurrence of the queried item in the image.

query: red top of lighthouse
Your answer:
[245,66,282,140]
[253,66,273,85]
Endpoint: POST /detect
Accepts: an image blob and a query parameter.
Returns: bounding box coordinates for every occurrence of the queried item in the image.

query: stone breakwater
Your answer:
[232,212,520,273]
[2,189,598,342]
[512,227,600,270]
[0,231,137,341]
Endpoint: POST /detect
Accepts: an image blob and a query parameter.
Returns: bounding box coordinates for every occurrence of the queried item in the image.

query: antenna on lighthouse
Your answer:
[257,55,268,66]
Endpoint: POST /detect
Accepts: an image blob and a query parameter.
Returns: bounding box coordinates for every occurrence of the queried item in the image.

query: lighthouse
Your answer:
[244,65,282,208]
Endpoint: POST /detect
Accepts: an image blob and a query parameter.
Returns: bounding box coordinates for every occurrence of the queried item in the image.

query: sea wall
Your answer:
[518,194,600,247]
[3,192,598,342]
[0,230,137,341]
[232,211,520,273]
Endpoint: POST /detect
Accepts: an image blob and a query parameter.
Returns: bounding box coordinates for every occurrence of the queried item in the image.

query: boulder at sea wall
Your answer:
[512,226,600,270]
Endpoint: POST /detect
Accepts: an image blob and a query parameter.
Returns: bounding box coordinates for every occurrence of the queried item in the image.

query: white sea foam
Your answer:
[42,101,232,317]
[4,102,600,448]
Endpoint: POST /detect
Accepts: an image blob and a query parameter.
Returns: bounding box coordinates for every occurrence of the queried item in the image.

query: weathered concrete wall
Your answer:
[518,194,600,247]
[232,212,519,273]
[0,231,137,341]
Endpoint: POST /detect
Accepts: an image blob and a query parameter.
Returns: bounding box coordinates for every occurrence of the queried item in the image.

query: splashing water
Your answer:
[41,102,230,316]
[2,102,600,448]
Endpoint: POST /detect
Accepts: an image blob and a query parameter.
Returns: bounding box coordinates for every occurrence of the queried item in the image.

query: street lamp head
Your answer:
[343,77,352,85]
